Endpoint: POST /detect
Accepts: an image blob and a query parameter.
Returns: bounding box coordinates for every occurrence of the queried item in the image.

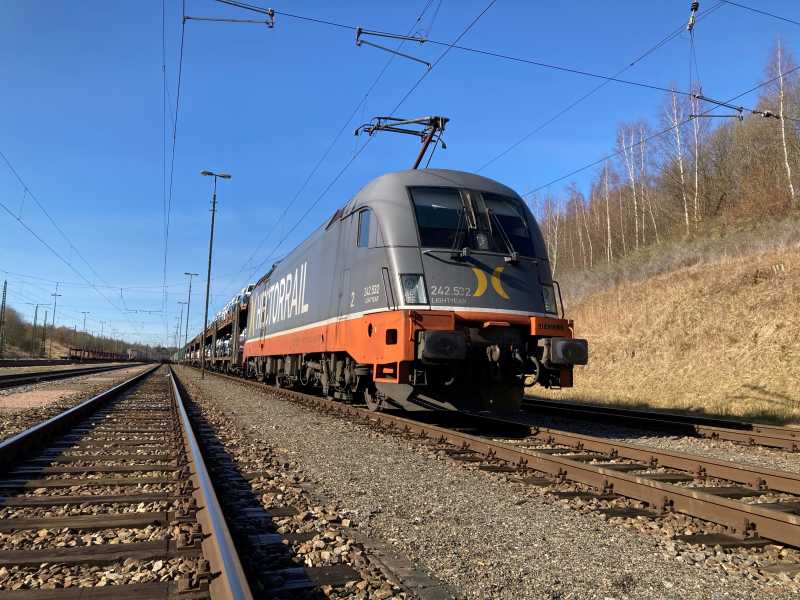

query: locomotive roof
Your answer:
[347,169,521,211]
[253,169,527,287]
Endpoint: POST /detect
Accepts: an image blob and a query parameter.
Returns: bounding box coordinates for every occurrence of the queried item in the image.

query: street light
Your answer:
[49,283,62,358]
[184,272,199,349]
[177,301,187,351]
[25,303,49,357]
[200,170,231,380]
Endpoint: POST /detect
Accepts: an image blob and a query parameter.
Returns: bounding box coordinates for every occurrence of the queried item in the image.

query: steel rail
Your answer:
[0,358,77,368]
[190,368,800,548]
[313,397,800,547]
[524,425,800,494]
[169,368,254,600]
[0,365,253,599]
[0,363,137,390]
[524,398,800,451]
[0,365,159,473]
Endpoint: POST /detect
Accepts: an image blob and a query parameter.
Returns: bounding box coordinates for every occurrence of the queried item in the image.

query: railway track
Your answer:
[523,397,800,451]
[0,365,136,391]
[190,368,800,556]
[0,365,252,598]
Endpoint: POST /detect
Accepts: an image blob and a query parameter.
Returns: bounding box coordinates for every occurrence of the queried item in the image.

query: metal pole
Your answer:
[49,283,62,358]
[184,272,197,349]
[80,312,89,358]
[31,305,39,356]
[0,280,7,358]
[41,310,48,356]
[201,176,218,380]
[177,302,186,353]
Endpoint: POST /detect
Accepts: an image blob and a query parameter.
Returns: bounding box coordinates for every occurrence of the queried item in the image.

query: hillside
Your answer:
[533,243,800,423]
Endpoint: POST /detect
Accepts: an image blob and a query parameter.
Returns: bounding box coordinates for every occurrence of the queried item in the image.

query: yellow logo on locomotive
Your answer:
[471,266,510,300]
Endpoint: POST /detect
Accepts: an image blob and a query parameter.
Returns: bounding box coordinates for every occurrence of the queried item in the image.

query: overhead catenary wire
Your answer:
[720,0,800,28]
[476,1,725,172]
[0,150,113,289]
[0,152,146,336]
[185,0,798,323]
[240,0,498,283]
[212,0,441,299]
[211,3,735,173]
[162,0,187,344]
[209,3,800,127]
[0,268,194,291]
[161,0,169,344]
[0,197,141,331]
[524,64,800,196]
[212,0,715,101]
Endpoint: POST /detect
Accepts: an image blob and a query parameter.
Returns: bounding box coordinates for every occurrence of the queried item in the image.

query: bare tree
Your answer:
[690,91,702,225]
[619,127,640,248]
[667,88,691,235]
[565,185,586,269]
[775,40,797,209]
[528,47,800,286]
[603,162,613,262]
[617,187,627,257]
[579,197,594,268]
[639,124,660,243]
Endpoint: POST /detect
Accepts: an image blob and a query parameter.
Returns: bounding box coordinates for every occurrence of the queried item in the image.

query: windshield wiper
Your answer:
[450,206,471,259]
[487,209,519,264]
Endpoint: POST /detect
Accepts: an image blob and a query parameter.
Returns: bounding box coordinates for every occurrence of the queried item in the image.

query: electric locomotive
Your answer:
[242,168,587,412]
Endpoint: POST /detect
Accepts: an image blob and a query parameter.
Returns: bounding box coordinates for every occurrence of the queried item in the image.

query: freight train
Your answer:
[182,169,587,412]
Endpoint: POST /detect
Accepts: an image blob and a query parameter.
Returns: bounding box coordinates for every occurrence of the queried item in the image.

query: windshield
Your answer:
[482,192,535,257]
[410,187,536,257]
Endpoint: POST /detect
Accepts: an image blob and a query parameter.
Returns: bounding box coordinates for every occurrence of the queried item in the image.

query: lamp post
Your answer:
[177,301,187,353]
[49,283,62,358]
[199,170,231,379]
[25,303,48,357]
[184,272,198,349]
[80,312,90,359]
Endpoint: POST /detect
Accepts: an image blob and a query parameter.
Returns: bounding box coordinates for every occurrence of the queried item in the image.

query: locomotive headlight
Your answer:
[542,285,558,314]
[400,274,428,305]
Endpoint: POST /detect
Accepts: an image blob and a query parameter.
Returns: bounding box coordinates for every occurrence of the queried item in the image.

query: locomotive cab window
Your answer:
[410,186,536,256]
[357,209,371,247]
[482,192,535,257]
[410,187,463,248]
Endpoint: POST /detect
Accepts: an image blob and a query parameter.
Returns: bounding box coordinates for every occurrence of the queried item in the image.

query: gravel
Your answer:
[181,375,424,599]
[175,367,798,600]
[0,558,197,590]
[0,365,151,443]
[0,524,173,550]
[0,501,181,520]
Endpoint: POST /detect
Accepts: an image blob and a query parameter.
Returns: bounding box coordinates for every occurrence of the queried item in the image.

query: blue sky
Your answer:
[2,1,798,346]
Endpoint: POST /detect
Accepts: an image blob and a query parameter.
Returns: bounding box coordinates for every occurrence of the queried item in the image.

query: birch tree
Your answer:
[639,124,660,244]
[619,127,640,248]
[666,88,691,235]
[603,162,613,262]
[690,89,702,225]
[775,40,797,209]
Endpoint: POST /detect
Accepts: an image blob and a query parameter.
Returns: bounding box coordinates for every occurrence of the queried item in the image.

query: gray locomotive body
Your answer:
[239,168,587,411]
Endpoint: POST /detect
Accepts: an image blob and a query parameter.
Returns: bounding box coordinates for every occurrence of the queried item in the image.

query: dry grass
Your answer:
[533,244,800,424]
[1,340,71,360]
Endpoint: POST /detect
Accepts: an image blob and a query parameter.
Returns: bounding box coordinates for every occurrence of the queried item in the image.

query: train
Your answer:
[68,348,130,362]
[180,168,588,412]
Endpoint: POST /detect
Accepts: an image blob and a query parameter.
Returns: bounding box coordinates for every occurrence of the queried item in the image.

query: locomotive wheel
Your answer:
[363,386,383,412]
